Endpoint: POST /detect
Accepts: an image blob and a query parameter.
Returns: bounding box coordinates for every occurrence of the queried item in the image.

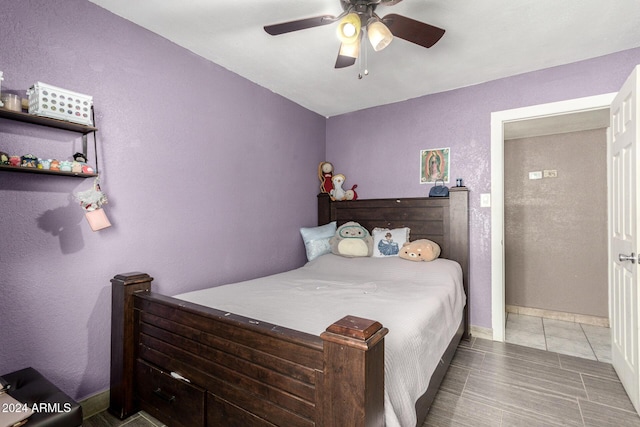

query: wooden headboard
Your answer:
[317,187,470,337]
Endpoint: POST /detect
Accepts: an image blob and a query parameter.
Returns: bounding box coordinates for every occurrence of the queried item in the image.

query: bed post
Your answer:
[320,315,389,427]
[318,193,331,225]
[448,187,470,339]
[109,272,153,419]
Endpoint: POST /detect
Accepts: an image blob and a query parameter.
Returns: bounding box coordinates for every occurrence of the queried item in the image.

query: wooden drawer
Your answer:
[136,359,205,427]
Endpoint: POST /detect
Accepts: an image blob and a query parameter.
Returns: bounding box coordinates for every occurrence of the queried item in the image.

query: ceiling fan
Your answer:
[264,0,445,70]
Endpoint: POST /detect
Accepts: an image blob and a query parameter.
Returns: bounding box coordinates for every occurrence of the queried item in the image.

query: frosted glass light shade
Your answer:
[367,20,393,51]
[337,13,361,44]
[339,38,360,58]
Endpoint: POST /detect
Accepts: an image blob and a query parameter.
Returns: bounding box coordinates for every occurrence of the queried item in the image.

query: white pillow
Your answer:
[300,221,337,261]
[372,227,410,257]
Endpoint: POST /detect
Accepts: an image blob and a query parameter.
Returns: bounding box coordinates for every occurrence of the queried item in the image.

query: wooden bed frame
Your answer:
[109,187,469,427]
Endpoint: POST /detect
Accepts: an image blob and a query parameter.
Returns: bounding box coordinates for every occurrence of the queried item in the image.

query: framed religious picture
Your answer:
[420,148,450,183]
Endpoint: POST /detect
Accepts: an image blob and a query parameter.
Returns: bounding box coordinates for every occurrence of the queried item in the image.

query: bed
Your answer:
[109,188,469,427]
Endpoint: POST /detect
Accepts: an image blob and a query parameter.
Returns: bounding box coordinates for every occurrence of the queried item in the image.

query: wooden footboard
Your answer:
[110,272,388,427]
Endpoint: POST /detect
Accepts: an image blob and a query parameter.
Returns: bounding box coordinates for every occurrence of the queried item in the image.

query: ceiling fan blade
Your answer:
[382,13,445,48]
[335,54,356,68]
[334,45,357,68]
[264,15,336,35]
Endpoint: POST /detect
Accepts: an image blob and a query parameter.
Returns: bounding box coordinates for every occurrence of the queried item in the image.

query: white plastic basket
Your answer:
[0,71,4,108]
[27,82,93,126]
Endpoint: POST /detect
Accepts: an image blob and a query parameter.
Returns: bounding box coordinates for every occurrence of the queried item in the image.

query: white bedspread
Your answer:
[174,254,465,427]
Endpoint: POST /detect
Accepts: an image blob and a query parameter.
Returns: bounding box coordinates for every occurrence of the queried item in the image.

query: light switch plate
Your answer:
[529,171,542,180]
[480,193,491,208]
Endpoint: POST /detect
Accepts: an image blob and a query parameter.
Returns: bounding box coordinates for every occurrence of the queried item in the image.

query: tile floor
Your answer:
[83,334,635,427]
[83,410,166,427]
[82,315,616,426]
[505,313,611,362]
[85,337,638,426]
[423,337,640,426]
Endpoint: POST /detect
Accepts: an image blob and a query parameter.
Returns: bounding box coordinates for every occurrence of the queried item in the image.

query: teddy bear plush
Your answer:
[330,221,373,257]
[399,239,441,262]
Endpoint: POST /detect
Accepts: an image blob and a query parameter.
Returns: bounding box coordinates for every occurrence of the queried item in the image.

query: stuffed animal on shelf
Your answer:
[20,154,38,168]
[399,239,441,262]
[329,221,373,257]
[329,174,347,201]
[59,160,73,172]
[318,161,334,194]
[345,184,358,200]
[39,159,51,170]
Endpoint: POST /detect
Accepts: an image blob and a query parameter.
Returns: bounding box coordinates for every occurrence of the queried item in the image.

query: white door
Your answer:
[611,65,640,413]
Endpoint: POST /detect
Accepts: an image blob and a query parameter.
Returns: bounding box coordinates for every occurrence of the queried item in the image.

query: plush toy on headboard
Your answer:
[318,161,334,194]
[399,239,441,262]
[330,174,349,201]
[330,221,373,257]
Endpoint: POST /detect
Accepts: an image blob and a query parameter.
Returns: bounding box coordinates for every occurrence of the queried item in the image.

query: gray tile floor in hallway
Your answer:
[505,313,611,362]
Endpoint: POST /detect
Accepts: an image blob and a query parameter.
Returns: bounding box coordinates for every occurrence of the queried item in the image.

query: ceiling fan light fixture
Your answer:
[367,19,393,51]
[337,12,361,44]
[339,37,360,58]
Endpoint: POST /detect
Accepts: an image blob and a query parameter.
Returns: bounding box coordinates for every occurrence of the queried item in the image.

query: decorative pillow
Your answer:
[399,239,441,262]
[300,221,337,261]
[372,227,410,257]
[329,221,374,257]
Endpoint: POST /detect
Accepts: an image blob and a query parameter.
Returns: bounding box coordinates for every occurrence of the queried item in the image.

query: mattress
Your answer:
[174,253,465,427]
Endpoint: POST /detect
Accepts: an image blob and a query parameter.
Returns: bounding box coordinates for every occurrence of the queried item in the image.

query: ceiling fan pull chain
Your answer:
[358,29,369,79]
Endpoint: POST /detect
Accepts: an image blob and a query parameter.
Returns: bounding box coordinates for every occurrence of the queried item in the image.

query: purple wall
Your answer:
[0,0,325,401]
[3,0,640,406]
[327,47,640,330]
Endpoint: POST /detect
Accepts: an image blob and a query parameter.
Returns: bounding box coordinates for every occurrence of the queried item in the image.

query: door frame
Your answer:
[490,93,617,342]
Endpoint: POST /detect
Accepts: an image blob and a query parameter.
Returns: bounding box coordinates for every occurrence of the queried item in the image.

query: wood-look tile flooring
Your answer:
[83,410,166,427]
[83,337,640,426]
[423,337,640,426]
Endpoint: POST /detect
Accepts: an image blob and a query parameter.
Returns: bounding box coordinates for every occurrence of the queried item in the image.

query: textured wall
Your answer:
[0,0,325,401]
[504,129,608,317]
[326,47,640,328]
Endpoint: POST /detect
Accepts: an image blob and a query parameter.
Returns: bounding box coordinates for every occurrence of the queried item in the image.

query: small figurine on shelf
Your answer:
[0,152,9,165]
[39,159,51,170]
[59,160,73,172]
[21,154,38,168]
[8,156,20,167]
[318,161,334,194]
[49,159,60,171]
[72,152,90,174]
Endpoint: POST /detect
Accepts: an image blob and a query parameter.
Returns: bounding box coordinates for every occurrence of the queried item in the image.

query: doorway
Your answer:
[504,127,609,360]
[490,93,616,343]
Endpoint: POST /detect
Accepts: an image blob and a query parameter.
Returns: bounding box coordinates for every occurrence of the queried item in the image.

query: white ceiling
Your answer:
[88,0,640,118]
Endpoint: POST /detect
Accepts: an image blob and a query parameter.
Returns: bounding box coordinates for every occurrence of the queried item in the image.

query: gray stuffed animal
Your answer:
[329,221,373,257]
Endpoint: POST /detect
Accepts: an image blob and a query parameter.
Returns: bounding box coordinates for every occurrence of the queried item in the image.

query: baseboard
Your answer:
[79,389,109,419]
[506,305,609,327]
[470,325,493,340]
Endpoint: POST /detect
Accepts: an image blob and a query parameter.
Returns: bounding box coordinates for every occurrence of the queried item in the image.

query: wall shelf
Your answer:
[0,164,98,177]
[0,108,97,134]
[0,107,99,178]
